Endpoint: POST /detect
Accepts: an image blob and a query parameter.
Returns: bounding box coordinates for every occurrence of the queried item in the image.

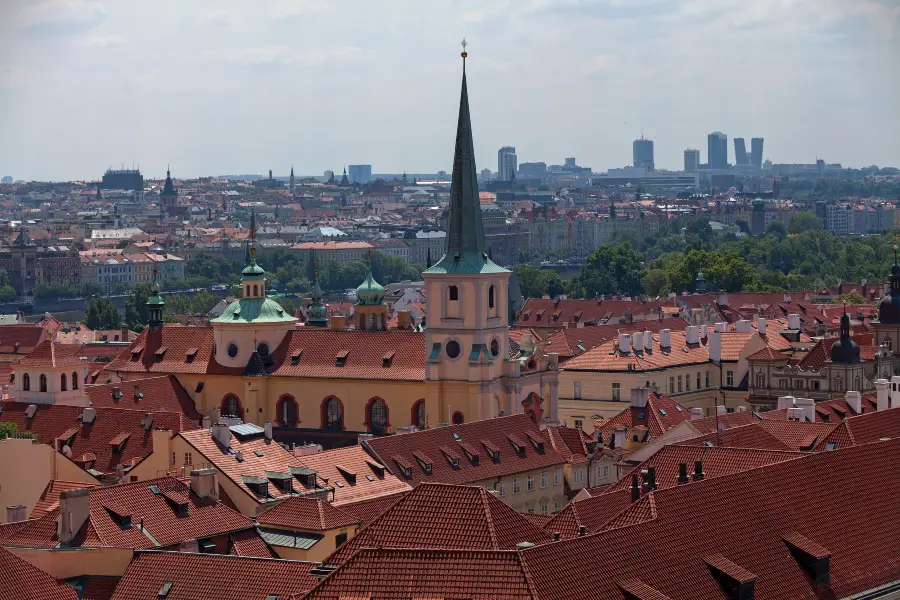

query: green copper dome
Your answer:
[242,262,265,280]
[356,271,385,305]
[211,297,296,324]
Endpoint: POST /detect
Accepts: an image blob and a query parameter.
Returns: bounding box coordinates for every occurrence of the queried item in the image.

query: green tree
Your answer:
[788,212,824,234]
[124,283,153,328]
[165,294,193,315]
[34,282,77,299]
[515,265,549,299]
[277,297,296,316]
[833,291,866,305]
[190,290,219,314]
[0,285,16,302]
[577,242,644,297]
[0,422,33,440]
[84,297,121,330]
[765,221,787,238]
[81,282,104,297]
[545,271,566,298]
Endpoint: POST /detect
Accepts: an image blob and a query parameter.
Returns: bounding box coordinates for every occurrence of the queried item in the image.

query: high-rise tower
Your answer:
[734,138,749,166]
[751,137,764,169]
[708,132,728,169]
[633,136,654,171]
[497,146,517,181]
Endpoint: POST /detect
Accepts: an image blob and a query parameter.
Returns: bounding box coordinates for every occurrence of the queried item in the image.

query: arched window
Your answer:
[412,400,426,428]
[448,286,458,301]
[323,397,343,430]
[72,372,78,390]
[253,284,258,297]
[359,316,366,330]
[370,314,377,330]
[834,377,843,393]
[489,285,495,309]
[886,337,893,352]
[278,395,298,427]
[221,394,242,418]
[452,411,464,425]
[756,372,765,388]
[380,314,386,330]
[22,373,30,391]
[60,373,67,392]
[855,376,861,391]
[39,374,47,393]
[368,398,388,433]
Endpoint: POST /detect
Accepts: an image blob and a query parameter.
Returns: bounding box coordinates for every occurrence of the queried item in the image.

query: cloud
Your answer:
[580,54,617,76]
[197,9,241,28]
[270,0,331,18]
[81,33,125,48]
[207,44,365,67]
[18,0,106,32]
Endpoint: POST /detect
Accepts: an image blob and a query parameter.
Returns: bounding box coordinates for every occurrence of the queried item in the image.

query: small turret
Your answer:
[146,268,165,332]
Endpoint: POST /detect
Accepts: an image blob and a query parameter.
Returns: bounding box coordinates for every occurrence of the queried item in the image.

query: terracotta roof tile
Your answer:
[537,318,687,360]
[14,339,85,369]
[257,496,359,531]
[78,577,119,600]
[0,324,47,355]
[229,528,277,558]
[0,546,78,600]
[334,492,407,527]
[110,550,320,600]
[31,480,97,518]
[680,423,794,451]
[596,392,689,441]
[746,346,790,361]
[758,420,839,450]
[815,405,900,450]
[85,376,202,420]
[326,482,552,566]
[364,414,567,487]
[562,330,710,373]
[0,402,197,477]
[543,489,633,540]
[291,445,412,506]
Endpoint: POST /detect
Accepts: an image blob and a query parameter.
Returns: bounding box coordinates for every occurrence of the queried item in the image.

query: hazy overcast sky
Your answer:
[1,0,899,181]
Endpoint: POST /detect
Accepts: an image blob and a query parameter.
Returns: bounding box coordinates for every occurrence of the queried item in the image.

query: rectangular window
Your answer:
[611,383,620,401]
[498,481,507,497]
[184,453,192,466]
[706,371,710,388]
[540,503,549,515]
[677,375,683,393]
[553,469,562,486]
[697,372,702,389]
[513,478,521,494]
[574,419,583,430]
[527,507,535,514]
[685,375,690,392]
[540,471,548,488]
[726,371,734,387]
[171,452,176,466]
[811,380,821,391]
[669,377,675,395]
[335,533,348,548]
[574,469,585,484]
[780,379,789,389]
[554,500,561,512]
[795,380,805,389]
[574,381,583,399]
[527,475,535,491]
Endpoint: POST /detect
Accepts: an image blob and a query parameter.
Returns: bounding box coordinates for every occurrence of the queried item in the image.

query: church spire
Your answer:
[444,41,485,256]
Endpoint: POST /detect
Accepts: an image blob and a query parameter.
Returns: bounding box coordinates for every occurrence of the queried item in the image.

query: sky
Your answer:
[1,0,899,181]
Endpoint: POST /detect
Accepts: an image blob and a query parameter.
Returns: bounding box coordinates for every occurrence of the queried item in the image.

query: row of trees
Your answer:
[526,214,900,300]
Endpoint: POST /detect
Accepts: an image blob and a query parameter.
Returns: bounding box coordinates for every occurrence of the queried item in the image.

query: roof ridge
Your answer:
[479,486,500,549]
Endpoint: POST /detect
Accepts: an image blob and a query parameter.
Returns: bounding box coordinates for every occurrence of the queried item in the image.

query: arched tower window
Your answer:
[39,374,47,393]
[323,397,344,430]
[221,394,242,417]
[22,373,30,391]
[60,373,67,392]
[412,400,426,428]
[253,284,259,297]
[277,395,298,428]
[72,372,79,390]
[370,314,377,330]
[886,337,893,352]
[368,398,389,433]
[489,285,495,309]
[452,411,464,425]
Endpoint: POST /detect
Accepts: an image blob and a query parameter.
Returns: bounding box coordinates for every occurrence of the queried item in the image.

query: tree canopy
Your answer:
[84,297,121,330]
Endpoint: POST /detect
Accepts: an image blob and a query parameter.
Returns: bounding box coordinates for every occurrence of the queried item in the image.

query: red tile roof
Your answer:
[326,482,552,566]
[299,548,532,600]
[79,577,119,600]
[537,317,687,360]
[541,424,592,464]
[815,405,900,450]
[684,410,759,434]
[5,477,256,550]
[14,339,85,369]
[105,327,233,376]
[110,550,320,600]
[596,392,689,441]
[517,298,665,329]
[757,420,839,450]
[257,496,359,531]
[229,528,277,558]
[31,480,97,518]
[679,423,794,451]
[0,324,48,355]
[84,376,202,420]
[0,402,197,477]
[543,489,634,540]
[334,491,406,527]
[291,445,411,506]
[562,330,711,372]
[521,438,900,600]
[761,392,879,423]
[364,414,567,487]
[746,346,790,361]
[0,546,78,600]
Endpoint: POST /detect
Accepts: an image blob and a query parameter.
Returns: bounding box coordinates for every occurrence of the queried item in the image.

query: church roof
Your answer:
[15,339,85,369]
[211,297,296,324]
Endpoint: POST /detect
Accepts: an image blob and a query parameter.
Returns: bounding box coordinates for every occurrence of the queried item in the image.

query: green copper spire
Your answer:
[162,167,175,196]
[425,44,508,276]
[146,268,165,331]
[307,257,327,326]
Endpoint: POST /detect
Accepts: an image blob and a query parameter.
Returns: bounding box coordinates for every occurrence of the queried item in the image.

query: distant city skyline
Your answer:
[1,0,899,181]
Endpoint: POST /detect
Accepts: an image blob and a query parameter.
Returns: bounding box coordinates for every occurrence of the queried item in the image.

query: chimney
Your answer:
[677,463,689,485]
[735,319,751,333]
[716,291,728,306]
[693,460,705,481]
[577,525,587,537]
[520,334,535,355]
[630,473,640,501]
[631,332,643,353]
[643,330,652,350]
[189,469,218,501]
[786,407,803,421]
[57,488,91,545]
[264,421,273,441]
[141,412,154,431]
[757,317,767,336]
[630,387,650,408]
[708,330,722,363]
[6,505,26,522]
[685,326,699,345]
[659,328,671,348]
[716,405,727,415]
[612,426,627,450]
[690,407,705,420]
[787,314,801,330]
[397,310,412,330]
[552,531,561,541]
[358,433,374,446]
[736,405,747,412]
[844,391,862,414]
[890,376,900,409]
[715,322,728,333]
[794,397,815,422]
[82,407,97,424]
[875,379,889,411]
[618,333,631,354]
[201,416,211,429]
[329,315,347,329]
[211,423,231,449]
[646,466,657,491]
[777,395,796,410]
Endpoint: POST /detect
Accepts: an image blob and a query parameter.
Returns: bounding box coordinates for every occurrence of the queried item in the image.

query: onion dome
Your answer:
[830,313,860,364]
[356,270,385,306]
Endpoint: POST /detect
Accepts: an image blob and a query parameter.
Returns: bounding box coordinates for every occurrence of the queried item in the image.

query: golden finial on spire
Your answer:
[250,246,256,256]
[461,38,467,59]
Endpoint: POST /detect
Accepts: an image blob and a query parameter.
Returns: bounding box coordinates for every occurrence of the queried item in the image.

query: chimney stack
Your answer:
[82,407,97,424]
[630,387,650,408]
[693,460,705,481]
[677,463,689,485]
[646,466,657,491]
[520,334,535,355]
[630,474,640,502]
[189,469,218,501]
[631,331,643,353]
[397,310,412,330]
[890,376,900,408]
[735,319,751,333]
[787,314,801,330]
[708,330,722,363]
[6,505,26,522]
[643,330,652,351]
[690,407,705,420]
[211,423,231,449]
[329,315,347,329]
[659,328,671,348]
[618,333,631,354]
[685,326,699,345]
[57,488,91,545]
[875,379,889,411]
[844,391,862,414]
[264,421,273,441]
[612,426,627,450]
[715,322,728,333]
[757,317,767,336]
[777,396,796,410]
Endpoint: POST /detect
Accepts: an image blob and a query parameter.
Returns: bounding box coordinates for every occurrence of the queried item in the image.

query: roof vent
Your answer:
[516,541,535,550]
[82,407,97,424]
[141,412,154,431]
[157,581,173,598]
[25,404,37,418]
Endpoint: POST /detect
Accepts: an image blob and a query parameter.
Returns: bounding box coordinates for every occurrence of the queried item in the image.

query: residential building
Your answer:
[498,146,517,181]
[684,148,700,172]
[255,496,360,562]
[9,340,88,406]
[291,241,374,263]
